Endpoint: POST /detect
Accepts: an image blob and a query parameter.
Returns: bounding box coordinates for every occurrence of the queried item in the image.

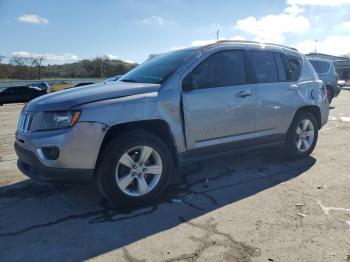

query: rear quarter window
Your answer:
[287,56,302,81]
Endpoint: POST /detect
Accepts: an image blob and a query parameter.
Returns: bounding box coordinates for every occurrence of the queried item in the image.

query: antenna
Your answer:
[314,39,318,53]
[216,24,220,42]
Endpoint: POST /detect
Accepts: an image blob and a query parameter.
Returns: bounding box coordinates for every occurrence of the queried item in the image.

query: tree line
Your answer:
[0,56,137,80]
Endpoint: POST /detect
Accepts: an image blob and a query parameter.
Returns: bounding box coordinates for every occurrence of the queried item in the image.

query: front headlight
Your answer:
[31,111,80,131]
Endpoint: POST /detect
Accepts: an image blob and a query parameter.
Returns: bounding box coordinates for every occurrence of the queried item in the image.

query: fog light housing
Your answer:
[38,147,60,160]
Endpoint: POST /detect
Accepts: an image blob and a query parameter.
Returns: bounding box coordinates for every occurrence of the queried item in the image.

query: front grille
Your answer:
[17,112,34,135]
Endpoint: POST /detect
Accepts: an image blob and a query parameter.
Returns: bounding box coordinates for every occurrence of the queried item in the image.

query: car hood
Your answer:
[26,82,161,112]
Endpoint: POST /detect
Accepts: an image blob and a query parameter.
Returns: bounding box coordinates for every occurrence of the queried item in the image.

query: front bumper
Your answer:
[14,120,108,182]
[15,121,107,170]
[15,142,93,182]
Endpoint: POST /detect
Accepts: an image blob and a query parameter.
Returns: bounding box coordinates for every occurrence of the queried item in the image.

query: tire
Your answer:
[96,131,174,207]
[285,112,318,158]
[326,86,334,104]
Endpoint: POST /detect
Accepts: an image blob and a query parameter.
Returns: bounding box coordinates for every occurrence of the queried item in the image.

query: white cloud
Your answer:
[284,5,304,15]
[141,16,165,25]
[171,36,246,50]
[192,36,246,46]
[103,54,118,60]
[18,14,48,25]
[296,36,350,56]
[235,7,310,44]
[124,59,136,64]
[334,21,350,32]
[12,51,78,63]
[287,0,350,6]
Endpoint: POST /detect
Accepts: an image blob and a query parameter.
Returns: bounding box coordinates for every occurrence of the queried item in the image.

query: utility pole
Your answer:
[38,56,44,80]
[100,58,103,78]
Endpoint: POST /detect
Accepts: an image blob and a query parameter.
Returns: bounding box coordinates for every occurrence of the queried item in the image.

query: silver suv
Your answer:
[15,41,329,206]
[308,58,341,104]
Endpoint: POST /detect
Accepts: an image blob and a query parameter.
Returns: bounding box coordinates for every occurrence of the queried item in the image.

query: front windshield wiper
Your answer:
[121,78,137,83]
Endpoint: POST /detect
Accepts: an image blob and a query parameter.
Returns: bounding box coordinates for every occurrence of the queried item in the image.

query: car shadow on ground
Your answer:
[0,148,316,261]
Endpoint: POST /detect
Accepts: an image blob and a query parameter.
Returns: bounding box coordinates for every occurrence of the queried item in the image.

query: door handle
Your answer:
[235,90,252,98]
[288,84,299,90]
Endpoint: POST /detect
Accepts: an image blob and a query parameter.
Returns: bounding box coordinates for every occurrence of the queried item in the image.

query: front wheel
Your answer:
[96,131,174,207]
[285,112,318,158]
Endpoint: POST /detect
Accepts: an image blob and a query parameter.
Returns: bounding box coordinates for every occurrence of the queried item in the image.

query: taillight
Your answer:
[322,84,328,102]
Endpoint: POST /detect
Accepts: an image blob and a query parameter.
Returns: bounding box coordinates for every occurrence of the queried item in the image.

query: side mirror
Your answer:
[182,82,193,91]
[182,75,194,91]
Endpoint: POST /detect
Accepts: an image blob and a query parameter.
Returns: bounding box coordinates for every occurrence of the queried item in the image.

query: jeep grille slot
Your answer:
[17,113,33,135]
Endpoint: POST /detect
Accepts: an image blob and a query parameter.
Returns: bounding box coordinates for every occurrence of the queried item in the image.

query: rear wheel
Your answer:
[96,131,174,207]
[285,112,318,158]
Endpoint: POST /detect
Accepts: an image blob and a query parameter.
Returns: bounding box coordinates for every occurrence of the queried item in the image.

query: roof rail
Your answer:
[201,40,298,51]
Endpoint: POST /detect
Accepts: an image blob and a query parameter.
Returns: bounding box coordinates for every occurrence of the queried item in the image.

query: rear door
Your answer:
[250,50,300,140]
[182,49,256,150]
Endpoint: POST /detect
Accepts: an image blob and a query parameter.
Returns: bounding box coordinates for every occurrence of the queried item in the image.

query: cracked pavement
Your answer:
[1,91,350,261]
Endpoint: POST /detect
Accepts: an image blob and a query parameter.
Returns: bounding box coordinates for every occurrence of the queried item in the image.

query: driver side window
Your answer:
[183,50,247,90]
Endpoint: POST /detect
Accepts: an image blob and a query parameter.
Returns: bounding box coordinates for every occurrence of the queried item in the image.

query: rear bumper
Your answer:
[319,101,329,128]
[15,142,93,183]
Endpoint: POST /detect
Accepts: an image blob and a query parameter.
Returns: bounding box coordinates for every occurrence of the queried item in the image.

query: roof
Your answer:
[307,57,333,63]
[199,40,298,52]
[306,52,350,62]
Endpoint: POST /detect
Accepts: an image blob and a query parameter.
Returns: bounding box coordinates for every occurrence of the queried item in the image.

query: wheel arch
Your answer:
[291,105,322,130]
[95,119,179,172]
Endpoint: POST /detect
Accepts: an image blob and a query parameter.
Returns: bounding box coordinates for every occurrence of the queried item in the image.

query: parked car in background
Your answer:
[104,75,123,83]
[338,79,346,88]
[29,82,50,93]
[0,82,49,106]
[308,58,341,104]
[15,41,329,207]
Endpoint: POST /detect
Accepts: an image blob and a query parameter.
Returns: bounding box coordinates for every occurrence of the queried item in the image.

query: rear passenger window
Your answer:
[183,50,247,90]
[249,51,278,83]
[287,56,301,81]
[274,53,287,81]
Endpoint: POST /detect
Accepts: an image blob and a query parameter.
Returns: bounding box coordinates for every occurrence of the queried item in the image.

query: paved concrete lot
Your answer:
[1,91,350,262]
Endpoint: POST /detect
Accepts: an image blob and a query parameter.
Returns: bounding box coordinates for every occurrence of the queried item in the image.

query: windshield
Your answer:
[309,60,331,74]
[120,49,196,84]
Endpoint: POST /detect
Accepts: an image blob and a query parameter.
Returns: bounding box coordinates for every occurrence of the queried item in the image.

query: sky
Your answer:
[1,0,350,64]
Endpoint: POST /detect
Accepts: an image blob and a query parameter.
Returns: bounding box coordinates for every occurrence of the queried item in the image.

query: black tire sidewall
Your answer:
[96,131,173,207]
[286,112,318,158]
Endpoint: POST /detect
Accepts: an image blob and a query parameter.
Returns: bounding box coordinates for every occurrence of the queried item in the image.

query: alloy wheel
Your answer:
[115,146,163,197]
[295,119,315,152]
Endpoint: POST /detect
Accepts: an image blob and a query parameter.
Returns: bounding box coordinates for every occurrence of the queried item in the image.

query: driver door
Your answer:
[182,49,256,150]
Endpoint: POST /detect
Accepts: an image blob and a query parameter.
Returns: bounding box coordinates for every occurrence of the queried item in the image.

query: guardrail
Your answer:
[0,79,103,89]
